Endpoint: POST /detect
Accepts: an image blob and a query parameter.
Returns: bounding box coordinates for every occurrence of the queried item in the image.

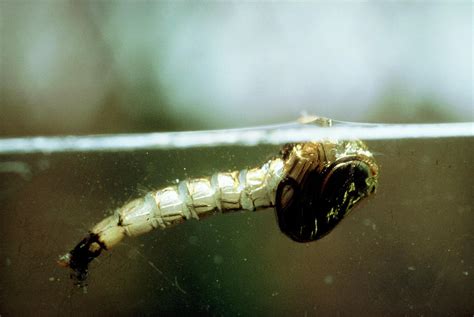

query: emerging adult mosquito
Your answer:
[58,117,379,285]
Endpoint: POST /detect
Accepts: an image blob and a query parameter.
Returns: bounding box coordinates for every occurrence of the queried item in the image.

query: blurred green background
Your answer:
[0,1,473,316]
[0,1,472,136]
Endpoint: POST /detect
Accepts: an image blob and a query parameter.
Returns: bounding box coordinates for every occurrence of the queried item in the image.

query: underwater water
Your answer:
[0,138,473,315]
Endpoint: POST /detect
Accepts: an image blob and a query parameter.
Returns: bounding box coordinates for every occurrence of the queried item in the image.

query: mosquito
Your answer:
[58,117,379,285]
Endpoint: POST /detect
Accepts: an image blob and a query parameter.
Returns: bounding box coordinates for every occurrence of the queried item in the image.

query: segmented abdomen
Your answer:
[115,158,286,238]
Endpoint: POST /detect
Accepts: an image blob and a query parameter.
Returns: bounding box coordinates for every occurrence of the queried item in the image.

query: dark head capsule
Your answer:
[275,141,378,242]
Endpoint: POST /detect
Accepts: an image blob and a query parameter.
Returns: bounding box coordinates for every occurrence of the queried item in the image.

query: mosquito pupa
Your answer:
[58,120,379,285]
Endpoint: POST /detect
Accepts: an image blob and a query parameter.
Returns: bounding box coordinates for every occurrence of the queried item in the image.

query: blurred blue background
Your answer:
[1,1,472,137]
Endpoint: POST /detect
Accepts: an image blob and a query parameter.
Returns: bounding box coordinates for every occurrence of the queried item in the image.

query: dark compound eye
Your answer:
[275,176,309,242]
[275,158,377,242]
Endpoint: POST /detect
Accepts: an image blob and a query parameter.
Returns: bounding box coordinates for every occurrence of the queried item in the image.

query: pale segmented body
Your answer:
[93,141,339,247]
[59,137,378,284]
[108,158,286,240]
